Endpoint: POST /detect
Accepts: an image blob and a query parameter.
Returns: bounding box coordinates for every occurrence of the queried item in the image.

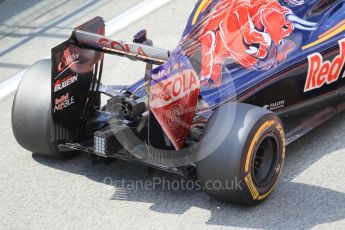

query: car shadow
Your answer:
[33,111,345,229]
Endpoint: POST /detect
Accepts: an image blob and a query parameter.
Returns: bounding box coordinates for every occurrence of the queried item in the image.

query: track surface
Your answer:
[1,1,345,229]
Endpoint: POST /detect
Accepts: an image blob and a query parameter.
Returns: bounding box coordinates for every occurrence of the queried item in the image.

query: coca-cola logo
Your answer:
[90,38,149,57]
[98,38,127,51]
[304,38,345,92]
[150,70,200,108]
[165,104,183,130]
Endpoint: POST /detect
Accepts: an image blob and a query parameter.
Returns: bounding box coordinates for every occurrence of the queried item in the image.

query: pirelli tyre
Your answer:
[196,103,285,205]
[12,59,77,158]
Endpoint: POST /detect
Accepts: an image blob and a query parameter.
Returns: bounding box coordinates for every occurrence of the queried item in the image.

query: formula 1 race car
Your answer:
[12,0,345,205]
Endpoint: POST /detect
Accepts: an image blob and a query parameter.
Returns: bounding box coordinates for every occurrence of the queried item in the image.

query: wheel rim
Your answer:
[251,134,279,187]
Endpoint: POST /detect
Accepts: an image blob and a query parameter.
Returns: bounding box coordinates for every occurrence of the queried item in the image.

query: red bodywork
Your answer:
[150,56,200,150]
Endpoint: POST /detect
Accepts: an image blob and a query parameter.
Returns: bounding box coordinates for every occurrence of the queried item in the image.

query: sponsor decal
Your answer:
[58,49,79,73]
[304,38,345,92]
[150,53,200,150]
[165,104,184,130]
[276,124,286,159]
[196,0,316,87]
[151,69,170,81]
[97,38,125,50]
[263,100,285,111]
[150,62,186,82]
[245,174,259,200]
[54,92,75,112]
[82,37,149,57]
[53,74,78,92]
[150,69,199,108]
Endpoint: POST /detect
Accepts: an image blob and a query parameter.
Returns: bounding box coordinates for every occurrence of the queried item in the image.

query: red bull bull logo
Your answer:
[196,0,317,87]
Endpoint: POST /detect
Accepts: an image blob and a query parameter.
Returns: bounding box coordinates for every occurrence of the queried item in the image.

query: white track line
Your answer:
[0,0,172,100]
[106,0,171,35]
[0,71,26,99]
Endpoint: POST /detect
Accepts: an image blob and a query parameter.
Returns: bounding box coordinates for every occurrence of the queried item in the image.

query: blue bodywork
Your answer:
[128,0,345,109]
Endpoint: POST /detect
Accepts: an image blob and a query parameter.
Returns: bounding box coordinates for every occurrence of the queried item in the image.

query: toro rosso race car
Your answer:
[12,0,345,205]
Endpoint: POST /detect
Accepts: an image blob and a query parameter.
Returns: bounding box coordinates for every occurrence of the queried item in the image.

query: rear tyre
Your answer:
[196,103,285,205]
[12,59,77,158]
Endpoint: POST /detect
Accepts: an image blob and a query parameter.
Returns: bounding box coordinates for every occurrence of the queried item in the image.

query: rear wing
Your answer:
[51,17,170,127]
[73,30,170,65]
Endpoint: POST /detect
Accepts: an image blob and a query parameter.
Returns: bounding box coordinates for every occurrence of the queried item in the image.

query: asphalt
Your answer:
[1,1,345,229]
